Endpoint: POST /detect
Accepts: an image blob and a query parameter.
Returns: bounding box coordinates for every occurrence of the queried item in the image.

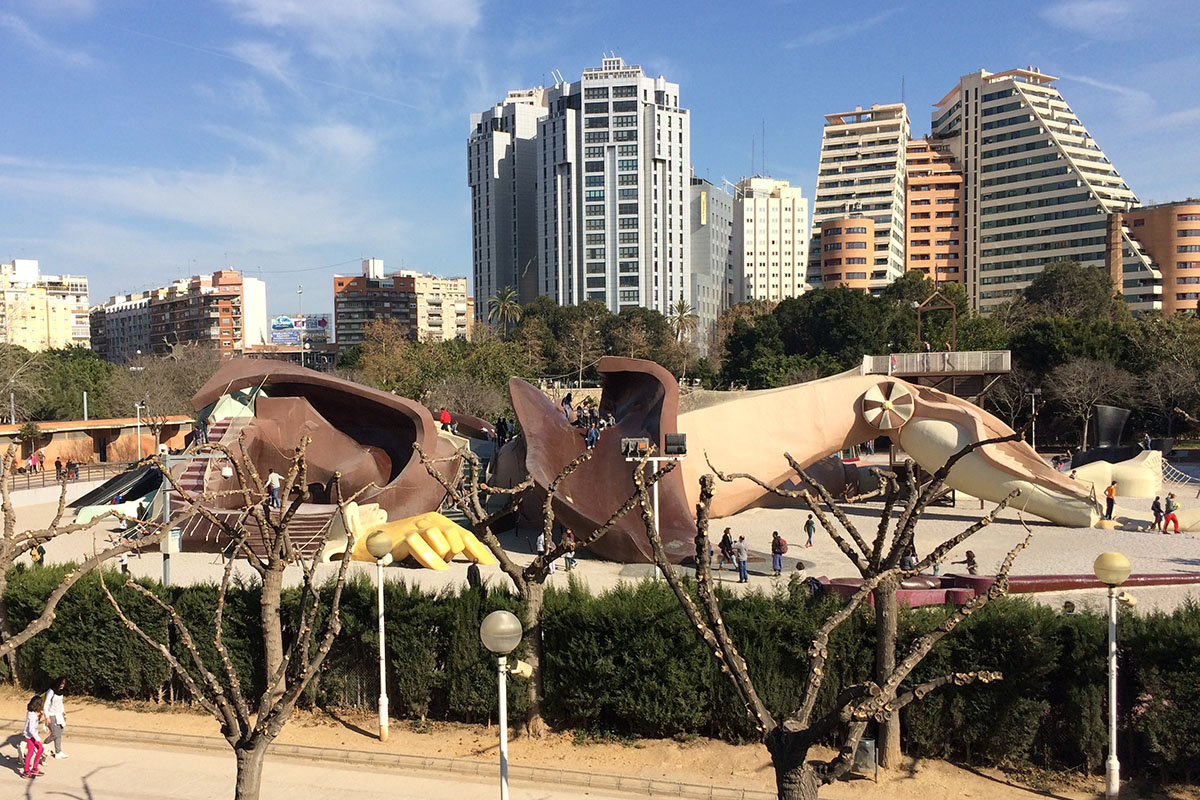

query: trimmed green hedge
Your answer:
[4,565,1200,780]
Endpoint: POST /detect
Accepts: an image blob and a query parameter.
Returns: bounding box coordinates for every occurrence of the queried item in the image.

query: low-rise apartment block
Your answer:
[1108,199,1200,315]
[333,259,471,346]
[732,177,809,302]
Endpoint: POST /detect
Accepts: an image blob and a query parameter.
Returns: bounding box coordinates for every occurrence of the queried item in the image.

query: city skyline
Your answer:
[2,0,1197,316]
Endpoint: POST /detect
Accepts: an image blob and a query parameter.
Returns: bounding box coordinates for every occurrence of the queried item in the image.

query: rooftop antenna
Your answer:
[750,136,755,178]
[762,118,767,177]
[901,75,906,105]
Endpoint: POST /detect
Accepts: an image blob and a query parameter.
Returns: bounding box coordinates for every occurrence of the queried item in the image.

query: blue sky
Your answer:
[2,0,1197,317]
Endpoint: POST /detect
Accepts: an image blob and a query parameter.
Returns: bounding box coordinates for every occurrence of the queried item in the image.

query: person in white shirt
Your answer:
[43,676,68,758]
[266,471,284,508]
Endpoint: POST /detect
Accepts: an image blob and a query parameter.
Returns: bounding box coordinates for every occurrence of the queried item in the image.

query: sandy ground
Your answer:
[13,481,1200,615]
[0,687,1123,799]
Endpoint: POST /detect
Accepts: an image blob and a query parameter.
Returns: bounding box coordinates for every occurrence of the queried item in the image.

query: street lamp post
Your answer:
[1094,551,1132,800]
[135,401,145,461]
[480,610,525,800]
[365,530,394,742]
[1025,387,1043,451]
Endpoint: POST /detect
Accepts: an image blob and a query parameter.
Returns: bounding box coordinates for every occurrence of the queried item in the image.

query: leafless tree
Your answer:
[98,436,355,800]
[1046,359,1136,449]
[0,345,45,424]
[0,444,179,682]
[980,367,1035,429]
[415,443,671,736]
[108,342,223,446]
[638,442,1030,800]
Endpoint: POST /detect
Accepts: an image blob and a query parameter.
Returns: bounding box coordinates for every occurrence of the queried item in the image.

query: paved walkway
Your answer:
[0,737,690,800]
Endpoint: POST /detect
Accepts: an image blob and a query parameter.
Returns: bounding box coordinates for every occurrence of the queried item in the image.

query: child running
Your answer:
[22,695,45,778]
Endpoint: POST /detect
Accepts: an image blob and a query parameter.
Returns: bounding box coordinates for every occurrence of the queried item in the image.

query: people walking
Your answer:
[1163,493,1180,533]
[54,458,63,481]
[21,695,45,778]
[804,514,815,548]
[734,536,749,583]
[717,528,734,571]
[1151,496,1164,530]
[585,422,600,449]
[1104,481,1117,520]
[770,532,784,576]
[43,676,68,758]
[266,470,283,508]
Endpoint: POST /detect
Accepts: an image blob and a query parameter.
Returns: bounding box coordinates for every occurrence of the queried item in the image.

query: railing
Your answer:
[6,461,135,493]
[862,350,1011,376]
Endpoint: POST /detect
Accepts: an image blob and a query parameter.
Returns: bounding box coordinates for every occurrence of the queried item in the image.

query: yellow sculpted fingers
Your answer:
[353,511,497,568]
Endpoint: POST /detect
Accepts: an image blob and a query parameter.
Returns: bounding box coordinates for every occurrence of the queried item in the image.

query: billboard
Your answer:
[269,314,330,345]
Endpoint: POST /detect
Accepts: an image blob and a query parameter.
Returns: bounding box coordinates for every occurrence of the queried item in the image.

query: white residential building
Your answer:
[932,68,1138,312]
[731,177,810,303]
[0,259,90,351]
[467,88,551,321]
[808,103,909,293]
[689,176,733,355]
[536,56,691,316]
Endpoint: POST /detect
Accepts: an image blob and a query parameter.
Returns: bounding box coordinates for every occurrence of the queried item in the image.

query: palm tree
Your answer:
[668,298,699,343]
[487,286,522,332]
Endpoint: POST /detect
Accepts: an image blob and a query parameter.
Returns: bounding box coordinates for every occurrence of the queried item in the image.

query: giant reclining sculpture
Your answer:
[498,357,1105,564]
[172,360,492,566]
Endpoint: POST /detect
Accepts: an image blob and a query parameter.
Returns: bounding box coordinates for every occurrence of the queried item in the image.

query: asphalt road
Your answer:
[0,737,637,800]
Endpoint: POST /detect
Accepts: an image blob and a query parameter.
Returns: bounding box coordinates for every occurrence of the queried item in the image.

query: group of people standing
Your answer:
[20,676,69,779]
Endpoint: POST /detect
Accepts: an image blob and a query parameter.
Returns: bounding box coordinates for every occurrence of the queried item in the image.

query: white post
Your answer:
[163,460,172,586]
[9,392,13,424]
[136,404,143,461]
[498,655,509,800]
[377,557,389,742]
[1030,392,1037,452]
[83,391,88,422]
[1105,586,1120,800]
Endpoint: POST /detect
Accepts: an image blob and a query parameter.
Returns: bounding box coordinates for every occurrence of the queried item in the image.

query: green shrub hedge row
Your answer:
[5,565,1199,780]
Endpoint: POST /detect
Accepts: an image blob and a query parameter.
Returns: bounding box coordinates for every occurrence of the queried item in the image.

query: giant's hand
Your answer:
[321,503,497,568]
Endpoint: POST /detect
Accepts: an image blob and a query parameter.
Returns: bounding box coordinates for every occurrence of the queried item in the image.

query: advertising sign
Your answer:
[270,314,331,345]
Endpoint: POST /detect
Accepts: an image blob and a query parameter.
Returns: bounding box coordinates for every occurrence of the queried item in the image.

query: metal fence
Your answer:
[861,350,1011,376]
[6,461,134,493]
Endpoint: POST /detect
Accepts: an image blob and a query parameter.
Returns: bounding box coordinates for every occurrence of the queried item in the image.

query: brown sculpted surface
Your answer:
[182,360,459,553]
[508,357,694,562]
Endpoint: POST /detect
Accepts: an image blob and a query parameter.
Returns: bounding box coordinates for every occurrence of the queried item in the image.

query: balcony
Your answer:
[862,350,1011,378]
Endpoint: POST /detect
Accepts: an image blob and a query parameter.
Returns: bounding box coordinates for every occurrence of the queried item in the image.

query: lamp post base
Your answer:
[1105,755,1120,799]
[379,694,389,742]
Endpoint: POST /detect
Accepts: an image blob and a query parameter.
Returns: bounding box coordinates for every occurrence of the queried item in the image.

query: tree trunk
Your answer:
[260,567,285,701]
[234,742,270,800]
[874,578,901,769]
[767,729,821,800]
[0,569,20,686]
[1081,417,1090,451]
[522,578,547,737]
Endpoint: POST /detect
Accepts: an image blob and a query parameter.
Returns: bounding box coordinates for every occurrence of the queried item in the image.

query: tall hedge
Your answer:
[5,565,1200,781]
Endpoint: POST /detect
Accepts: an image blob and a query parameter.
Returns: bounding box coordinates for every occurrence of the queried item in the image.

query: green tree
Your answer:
[487,286,522,331]
[667,298,700,342]
[1021,261,1130,323]
[33,346,115,420]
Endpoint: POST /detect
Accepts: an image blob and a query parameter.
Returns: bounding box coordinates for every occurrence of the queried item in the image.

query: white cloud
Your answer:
[298,123,377,167]
[1040,0,1138,39]
[220,0,481,59]
[786,9,900,48]
[1057,73,1155,120]
[0,11,96,68]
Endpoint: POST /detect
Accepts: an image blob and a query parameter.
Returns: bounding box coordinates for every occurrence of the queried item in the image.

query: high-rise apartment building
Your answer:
[0,260,90,351]
[535,56,691,316]
[1107,200,1200,315]
[932,68,1138,313]
[90,291,158,362]
[809,104,909,292]
[467,88,550,320]
[905,138,965,286]
[397,270,473,341]
[731,177,810,303]
[143,270,267,357]
[689,177,733,355]
[333,259,471,345]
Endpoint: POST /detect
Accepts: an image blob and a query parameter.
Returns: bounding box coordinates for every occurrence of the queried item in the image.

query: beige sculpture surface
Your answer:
[678,371,1104,528]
